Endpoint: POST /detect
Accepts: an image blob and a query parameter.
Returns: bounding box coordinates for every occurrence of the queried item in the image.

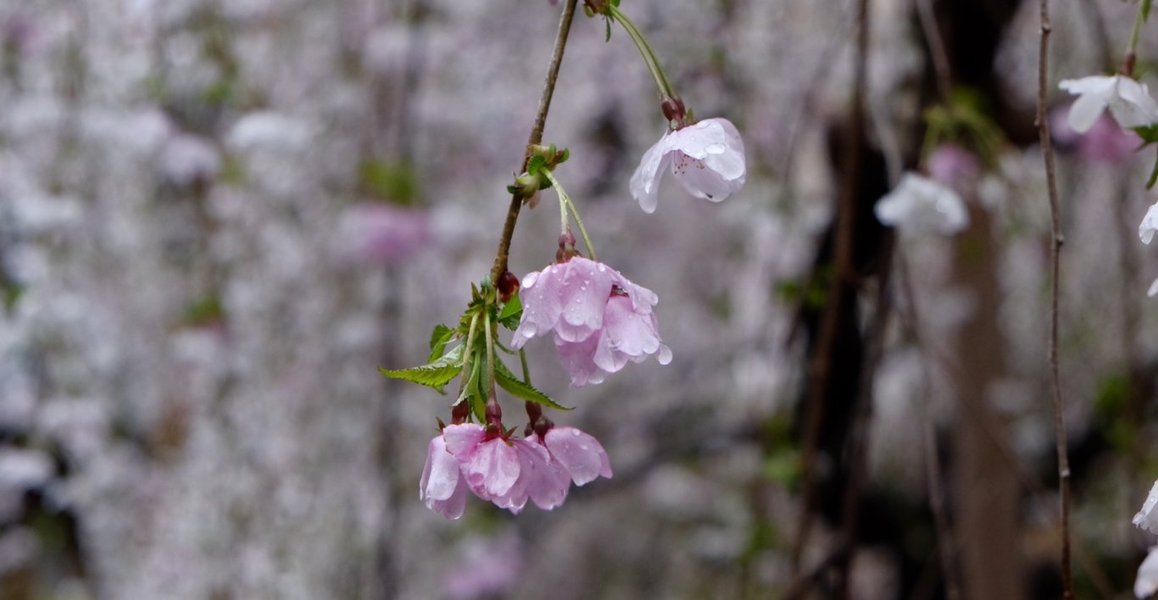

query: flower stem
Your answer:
[542,168,598,261]
[456,313,480,408]
[1124,0,1147,75]
[484,311,497,399]
[489,0,579,284]
[606,5,677,103]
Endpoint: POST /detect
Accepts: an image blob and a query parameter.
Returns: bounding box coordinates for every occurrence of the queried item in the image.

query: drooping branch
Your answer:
[489,0,580,284]
[1034,0,1074,597]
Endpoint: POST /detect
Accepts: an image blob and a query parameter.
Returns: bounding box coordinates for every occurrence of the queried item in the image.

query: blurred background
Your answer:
[1,0,1157,598]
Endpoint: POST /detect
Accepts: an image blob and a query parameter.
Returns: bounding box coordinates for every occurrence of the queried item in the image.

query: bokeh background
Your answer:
[2,0,1158,598]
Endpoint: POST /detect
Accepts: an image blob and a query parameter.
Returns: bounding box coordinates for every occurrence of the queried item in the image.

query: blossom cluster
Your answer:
[388,1,747,521]
[420,424,611,519]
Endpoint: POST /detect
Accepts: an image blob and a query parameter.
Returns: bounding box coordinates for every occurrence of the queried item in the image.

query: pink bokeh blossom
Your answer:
[334,202,431,265]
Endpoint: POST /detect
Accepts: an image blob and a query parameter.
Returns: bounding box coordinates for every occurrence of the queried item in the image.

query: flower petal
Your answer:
[420,435,462,502]
[544,427,612,486]
[630,133,673,214]
[1139,202,1158,245]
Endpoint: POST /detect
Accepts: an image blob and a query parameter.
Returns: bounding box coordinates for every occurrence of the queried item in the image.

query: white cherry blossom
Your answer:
[629,117,746,213]
[874,172,969,236]
[1059,75,1158,133]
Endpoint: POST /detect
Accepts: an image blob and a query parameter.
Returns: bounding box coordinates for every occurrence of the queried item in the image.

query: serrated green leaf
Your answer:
[380,344,464,393]
[428,324,455,362]
[494,359,571,410]
[497,294,522,329]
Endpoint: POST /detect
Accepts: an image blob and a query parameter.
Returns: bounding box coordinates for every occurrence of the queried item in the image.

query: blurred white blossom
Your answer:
[874,172,969,235]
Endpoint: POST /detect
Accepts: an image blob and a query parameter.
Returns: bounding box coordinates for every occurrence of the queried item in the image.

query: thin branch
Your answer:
[1035,1,1074,597]
[793,0,870,573]
[915,0,952,102]
[489,0,579,283]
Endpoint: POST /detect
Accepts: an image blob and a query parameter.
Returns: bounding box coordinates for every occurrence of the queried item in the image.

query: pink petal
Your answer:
[426,470,468,519]
[442,423,486,458]
[544,427,612,486]
[420,435,462,502]
[463,438,521,497]
[630,133,674,214]
[555,335,606,387]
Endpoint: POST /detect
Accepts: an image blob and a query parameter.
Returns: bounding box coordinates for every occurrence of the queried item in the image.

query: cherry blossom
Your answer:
[1058,75,1158,133]
[629,117,746,214]
[437,424,572,515]
[874,172,969,236]
[419,434,469,519]
[1137,547,1158,600]
[1140,201,1158,245]
[538,426,612,486]
[513,257,672,387]
[1134,479,1158,535]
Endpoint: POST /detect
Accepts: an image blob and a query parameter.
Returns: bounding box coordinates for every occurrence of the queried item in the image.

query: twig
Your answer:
[915,0,952,102]
[489,0,579,284]
[889,251,963,600]
[1035,1,1073,597]
[793,0,870,573]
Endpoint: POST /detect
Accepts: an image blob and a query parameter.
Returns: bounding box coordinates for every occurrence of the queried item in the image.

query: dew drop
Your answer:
[570,430,581,437]
[705,143,726,154]
[524,272,540,288]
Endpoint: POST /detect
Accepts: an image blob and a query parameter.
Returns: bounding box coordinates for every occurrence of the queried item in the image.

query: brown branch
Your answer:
[489,0,579,284]
[1035,1,1073,597]
[793,0,870,573]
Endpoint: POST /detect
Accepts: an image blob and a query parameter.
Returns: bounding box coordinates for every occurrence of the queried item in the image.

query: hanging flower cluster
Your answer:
[382,0,746,519]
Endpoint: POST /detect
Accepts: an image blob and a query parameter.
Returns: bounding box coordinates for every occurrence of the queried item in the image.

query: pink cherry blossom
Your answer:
[512,257,617,347]
[419,434,468,519]
[554,293,672,387]
[629,117,746,214]
[540,427,612,486]
[513,257,672,387]
[437,423,571,515]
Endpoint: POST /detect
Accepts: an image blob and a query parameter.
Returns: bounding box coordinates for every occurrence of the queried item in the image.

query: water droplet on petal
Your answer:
[570,430,581,437]
[524,272,540,288]
[705,143,726,154]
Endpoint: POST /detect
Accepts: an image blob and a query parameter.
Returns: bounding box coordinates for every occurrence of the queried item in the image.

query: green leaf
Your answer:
[493,359,571,410]
[1144,0,1152,22]
[380,344,464,393]
[428,324,455,362]
[498,294,522,330]
[1135,124,1158,145]
[604,17,612,42]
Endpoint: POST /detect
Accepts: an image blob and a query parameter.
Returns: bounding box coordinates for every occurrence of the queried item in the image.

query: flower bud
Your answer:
[498,271,520,303]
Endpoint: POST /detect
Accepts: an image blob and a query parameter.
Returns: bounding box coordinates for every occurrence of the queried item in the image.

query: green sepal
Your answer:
[498,293,522,329]
[379,344,464,393]
[494,358,571,410]
[1135,124,1158,145]
[428,324,456,362]
[1144,0,1152,23]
